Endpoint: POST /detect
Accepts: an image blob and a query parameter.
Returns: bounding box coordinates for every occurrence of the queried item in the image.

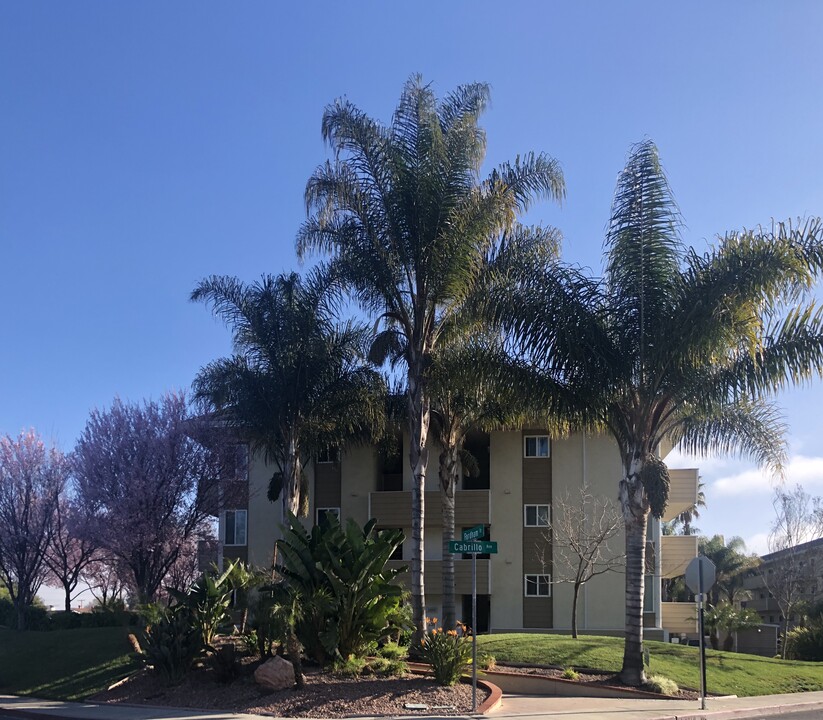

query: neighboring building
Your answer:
[742,536,823,626]
[211,430,699,638]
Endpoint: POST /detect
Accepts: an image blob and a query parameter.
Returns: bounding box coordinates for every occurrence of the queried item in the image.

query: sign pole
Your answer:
[698,563,707,711]
[472,551,477,713]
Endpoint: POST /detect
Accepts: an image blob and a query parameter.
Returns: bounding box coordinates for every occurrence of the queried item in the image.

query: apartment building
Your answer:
[214,430,699,638]
[742,537,823,626]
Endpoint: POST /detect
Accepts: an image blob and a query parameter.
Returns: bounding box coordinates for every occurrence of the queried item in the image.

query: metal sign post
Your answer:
[472,548,477,712]
[685,556,715,712]
[452,530,499,714]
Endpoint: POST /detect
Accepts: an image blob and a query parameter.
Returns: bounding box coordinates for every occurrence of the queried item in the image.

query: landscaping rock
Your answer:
[254,656,295,691]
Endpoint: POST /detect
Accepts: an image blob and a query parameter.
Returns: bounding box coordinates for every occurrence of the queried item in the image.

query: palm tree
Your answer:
[192,271,385,519]
[297,75,564,637]
[699,535,759,648]
[496,140,823,684]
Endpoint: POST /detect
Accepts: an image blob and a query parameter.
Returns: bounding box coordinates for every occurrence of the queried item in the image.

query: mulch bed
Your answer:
[93,657,489,718]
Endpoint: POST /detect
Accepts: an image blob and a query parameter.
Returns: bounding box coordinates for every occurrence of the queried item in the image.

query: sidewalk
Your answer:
[4,691,823,720]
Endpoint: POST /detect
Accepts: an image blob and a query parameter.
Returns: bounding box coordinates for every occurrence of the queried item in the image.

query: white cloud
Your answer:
[711,455,823,497]
[744,532,770,555]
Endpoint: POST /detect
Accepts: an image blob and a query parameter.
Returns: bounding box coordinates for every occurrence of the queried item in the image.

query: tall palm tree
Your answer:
[496,140,823,684]
[192,271,385,519]
[297,76,564,637]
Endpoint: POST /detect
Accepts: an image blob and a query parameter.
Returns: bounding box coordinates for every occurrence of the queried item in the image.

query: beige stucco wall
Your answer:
[340,444,376,527]
[246,448,282,569]
[489,430,524,630]
[551,433,626,633]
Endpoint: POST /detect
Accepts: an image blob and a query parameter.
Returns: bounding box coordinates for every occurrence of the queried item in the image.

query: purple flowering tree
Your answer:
[0,431,68,629]
[73,393,222,604]
[43,494,98,612]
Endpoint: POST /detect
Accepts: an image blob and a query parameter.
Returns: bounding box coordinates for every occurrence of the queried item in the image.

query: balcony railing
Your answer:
[661,535,698,578]
[662,469,699,522]
[385,558,490,595]
[369,490,490,528]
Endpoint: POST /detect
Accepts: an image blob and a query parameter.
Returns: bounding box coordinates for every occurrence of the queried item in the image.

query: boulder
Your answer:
[254,655,295,691]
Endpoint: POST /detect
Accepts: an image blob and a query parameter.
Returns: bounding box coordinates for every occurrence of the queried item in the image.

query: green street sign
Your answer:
[448,540,498,554]
[462,524,485,541]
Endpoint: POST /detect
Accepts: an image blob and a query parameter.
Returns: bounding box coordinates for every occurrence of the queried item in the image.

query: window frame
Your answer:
[524,574,551,597]
[316,507,341,525]
[316,447,339,464]
[524,435,550,458]
[223,509,248,546]
[524,504,551,527]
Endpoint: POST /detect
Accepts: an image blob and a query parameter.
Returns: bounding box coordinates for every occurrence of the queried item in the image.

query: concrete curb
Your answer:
[650,698,823,720]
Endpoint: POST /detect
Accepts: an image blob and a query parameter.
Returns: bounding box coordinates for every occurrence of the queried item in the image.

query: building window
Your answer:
[316,507,341,525]
[524,504,551,527]
[224,509,247,546]
[524,574,551,597]
[317,447,339,464]
[524,436,550,458]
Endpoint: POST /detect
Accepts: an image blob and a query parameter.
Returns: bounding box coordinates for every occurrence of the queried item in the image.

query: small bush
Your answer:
[367,656,407,677]
[644,674,679,696]
[332,654,367,677]
[141,607,202,685]
[786,623,823,661]
[377,641,408,660]
[241,629,260,657]
[562,666,579,680]
[477,652,496,670]
[209,643,241,683]
[415,619,473,686]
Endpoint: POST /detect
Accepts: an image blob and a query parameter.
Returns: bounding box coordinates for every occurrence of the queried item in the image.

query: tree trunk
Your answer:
[64,583,72,613]
[440,444,459,631]
[15,601,27,631]
[619,454,650,686]
[571,582,581,639]
[283,437,303,519]
[408,361,430,646]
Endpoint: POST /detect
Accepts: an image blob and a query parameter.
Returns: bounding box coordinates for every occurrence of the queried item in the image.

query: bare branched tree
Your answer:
[763,484,823,657]
[538,486,625,638]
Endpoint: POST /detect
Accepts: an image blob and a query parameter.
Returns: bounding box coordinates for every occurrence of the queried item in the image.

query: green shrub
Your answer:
[477,652,496,670]
[378,640,408,660]
[141,606,202,685]
[786,624,823,661]
[209,643,241,683]
[562,666,579,680]
[367,656,407,676]
[644,674,679,696]
[276,513,405,663]
[332,654,367,677]
[169,561,237,649]
[416,619,473,686]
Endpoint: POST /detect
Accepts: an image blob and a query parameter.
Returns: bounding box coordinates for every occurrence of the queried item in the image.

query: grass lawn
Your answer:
[0,626,139,701]
[478,634,823,696]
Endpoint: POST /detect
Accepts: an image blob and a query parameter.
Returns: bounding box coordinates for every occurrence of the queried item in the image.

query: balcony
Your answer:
[386,558,490,595]
[661,535,698,578]
[661,602,697,636]
[662,468,699,522]
[369,490,490,528]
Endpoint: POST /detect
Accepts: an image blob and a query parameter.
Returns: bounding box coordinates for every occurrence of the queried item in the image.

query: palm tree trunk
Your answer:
[440,445,459,630]
[408,361,430,645]
[619,456,649,686]
[282,437,303,518]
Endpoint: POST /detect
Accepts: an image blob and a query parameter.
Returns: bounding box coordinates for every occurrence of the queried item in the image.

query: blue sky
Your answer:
[2,1,823,580]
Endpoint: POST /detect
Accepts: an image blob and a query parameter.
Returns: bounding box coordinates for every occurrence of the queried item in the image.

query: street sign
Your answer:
[685,556,716,594]
[462,525,485,541]
[448,540,498,554]
[684,555,716,712]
